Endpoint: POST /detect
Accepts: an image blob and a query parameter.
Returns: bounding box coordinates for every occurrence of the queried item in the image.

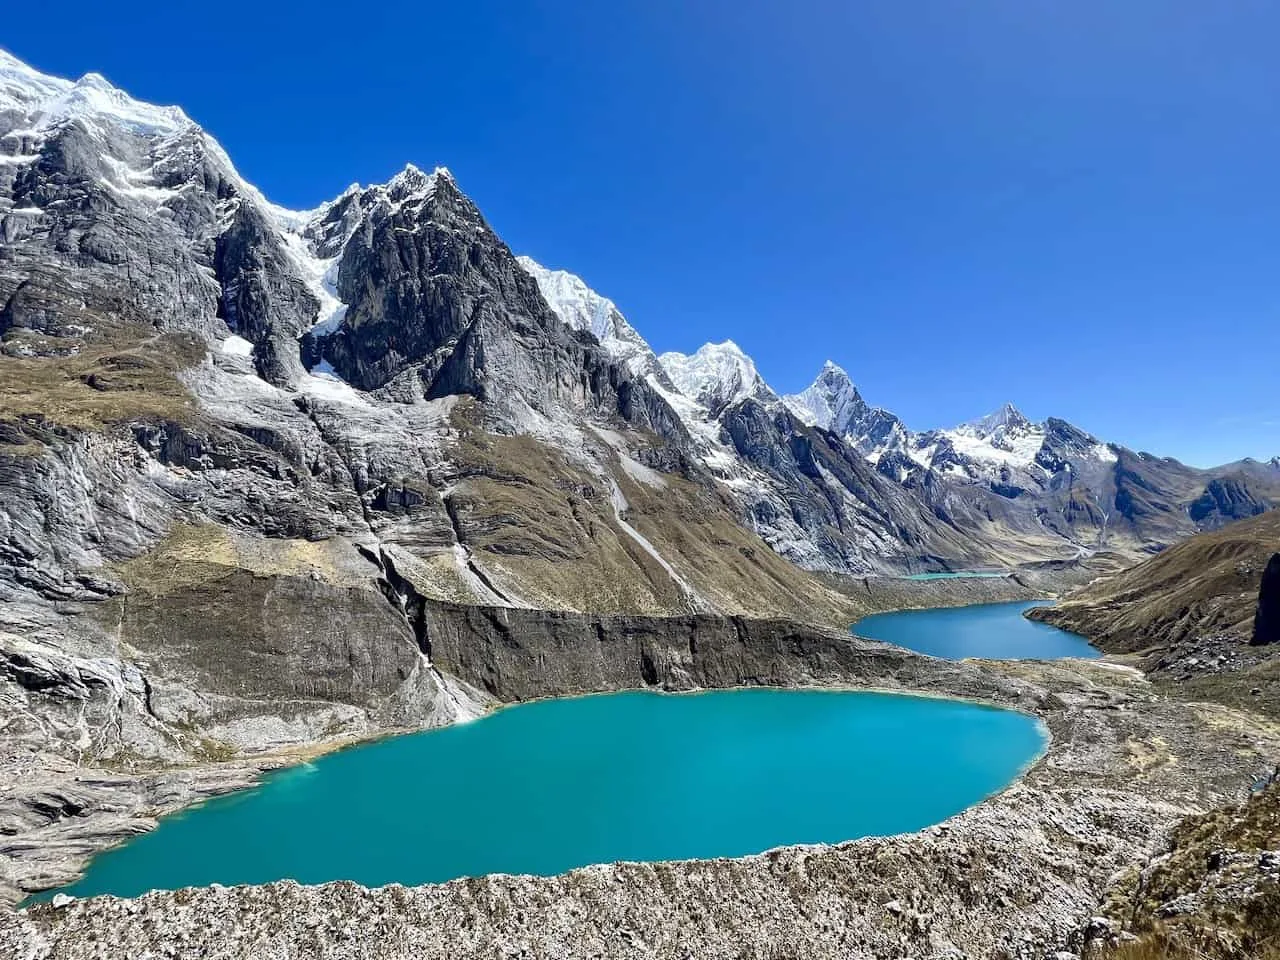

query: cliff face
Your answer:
[1253,553,1280,646]
[422,602,973,702]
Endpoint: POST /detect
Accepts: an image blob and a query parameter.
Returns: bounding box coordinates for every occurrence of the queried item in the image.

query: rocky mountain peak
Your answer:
[783,360,868,434]
[966,402,1032,437]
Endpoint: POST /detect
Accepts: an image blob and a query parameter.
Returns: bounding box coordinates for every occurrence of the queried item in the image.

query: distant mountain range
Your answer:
[516,252,1280,573]
[3,51,1280,915]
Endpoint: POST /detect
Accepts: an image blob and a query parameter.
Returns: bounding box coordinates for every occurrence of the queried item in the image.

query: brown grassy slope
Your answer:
[1029,510,1280,654]
[0,322,205,445]
[1099,781,1280,960]
[445,404,860,625]
[1029,511,1280,717]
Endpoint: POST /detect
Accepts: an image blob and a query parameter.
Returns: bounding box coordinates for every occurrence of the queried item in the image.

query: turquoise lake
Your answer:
[904,571,1007,580]
[853,599,1098,660]
[41,688,1044,900]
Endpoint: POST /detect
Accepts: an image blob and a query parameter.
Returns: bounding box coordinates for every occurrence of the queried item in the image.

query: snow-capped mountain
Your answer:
[3,43,1272,634]
[785,364,1119,483]
[658,341,777,419]
[513,256,672,387]
[517,253,1275,567]
[0,50,190,137]
[516,268,971,570]
[783,361,865,431]
[944,403,1044,466]
[783,362,911,463]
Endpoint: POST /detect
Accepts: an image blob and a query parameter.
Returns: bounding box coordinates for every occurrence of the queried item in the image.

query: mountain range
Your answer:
[518,258,1280,573]
[2,44,1277,650]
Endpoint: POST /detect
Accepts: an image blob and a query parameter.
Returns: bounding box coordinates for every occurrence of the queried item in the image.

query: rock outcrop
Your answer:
[1252,553,1280,646]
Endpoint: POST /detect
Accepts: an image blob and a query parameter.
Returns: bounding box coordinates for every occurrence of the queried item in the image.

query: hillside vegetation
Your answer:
[1030,511,1280,717]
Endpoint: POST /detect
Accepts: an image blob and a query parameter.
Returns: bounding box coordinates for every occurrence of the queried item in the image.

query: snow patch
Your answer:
[99,154,180,205]
[220,334,254,357]
[298,361,370,408]
[278,230,349,335]
[588,425,667,489]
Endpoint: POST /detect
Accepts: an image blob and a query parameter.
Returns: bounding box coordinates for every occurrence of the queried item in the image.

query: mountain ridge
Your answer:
[2,45,1276,615]
[5,51,1280,952]
[521,256,1279,567]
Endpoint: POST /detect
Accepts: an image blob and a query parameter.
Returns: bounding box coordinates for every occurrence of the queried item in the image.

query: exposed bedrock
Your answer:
[423,601,1017,704]
[1252,552,1280,646]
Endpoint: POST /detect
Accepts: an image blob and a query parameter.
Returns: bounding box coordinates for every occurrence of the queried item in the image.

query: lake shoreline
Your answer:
[7,651,1274,959]
[37,688,1049,902]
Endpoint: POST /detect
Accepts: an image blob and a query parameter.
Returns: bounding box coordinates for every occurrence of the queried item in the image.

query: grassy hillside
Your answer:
[1100,780,1280,960]
[1030,511,1280,717]
[1031,511,1280,652]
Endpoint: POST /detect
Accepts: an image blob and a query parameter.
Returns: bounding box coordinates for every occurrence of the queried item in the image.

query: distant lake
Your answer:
[37,688,1044,900]
[853,600,1098,660]
[904,571,1007,580]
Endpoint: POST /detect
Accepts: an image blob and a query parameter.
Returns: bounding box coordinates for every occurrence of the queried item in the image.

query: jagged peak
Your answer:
[781,359,869,431]
[812,361,859,399]
[963,401,1032,436]
[387,162,440,193]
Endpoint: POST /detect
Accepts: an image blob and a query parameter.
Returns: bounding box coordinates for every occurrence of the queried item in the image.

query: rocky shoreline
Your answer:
[0,568,1066,910]
[3,604,1279,959]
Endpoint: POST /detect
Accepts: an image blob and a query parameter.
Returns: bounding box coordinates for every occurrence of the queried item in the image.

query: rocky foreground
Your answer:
[3,612,1278,959]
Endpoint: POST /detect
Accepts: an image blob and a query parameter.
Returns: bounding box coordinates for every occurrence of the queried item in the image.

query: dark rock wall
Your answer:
[422,600,1010,705]
[1253,553,1280,646]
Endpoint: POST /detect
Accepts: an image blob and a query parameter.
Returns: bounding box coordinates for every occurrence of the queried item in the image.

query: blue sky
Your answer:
[7,1,1279,465]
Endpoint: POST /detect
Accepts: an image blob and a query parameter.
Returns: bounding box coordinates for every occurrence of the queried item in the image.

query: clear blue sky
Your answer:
[7,1,1279,465]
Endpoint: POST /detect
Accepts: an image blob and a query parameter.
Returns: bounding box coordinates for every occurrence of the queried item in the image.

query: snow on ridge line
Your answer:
[7,51,1129,486]
[1,48,191,137]
[516,256,621,341]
